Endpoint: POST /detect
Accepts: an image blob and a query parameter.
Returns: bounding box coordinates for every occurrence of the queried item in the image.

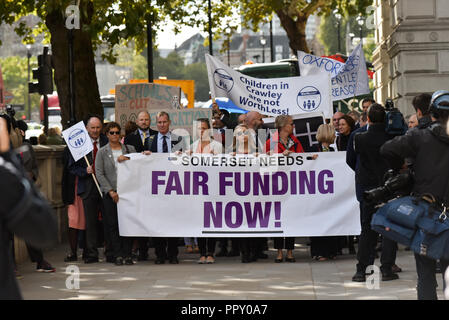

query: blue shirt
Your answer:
[157,132,172,153]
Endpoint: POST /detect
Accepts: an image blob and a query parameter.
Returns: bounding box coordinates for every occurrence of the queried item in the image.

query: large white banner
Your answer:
[117,152,360,237]
[205,54,333,118]
[297,43,370,101]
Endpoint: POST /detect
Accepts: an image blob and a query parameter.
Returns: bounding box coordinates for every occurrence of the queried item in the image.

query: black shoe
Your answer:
[352,271,366,282]
[84,257,99,264]
[249,254,258,262]
[258,253,268,259]
[124,257,134,265]
[216,249,228,257]
[227,250,240,257]
[106,256,115,263]
[155,258,165,264]
[241,255,252,263]
[169,257,179,264]
[392,264,402,273]
[115,257,123,266]
[64,254,77,262]
[285,257,296,263]
[274,258,283,263]
[382,272,399,281]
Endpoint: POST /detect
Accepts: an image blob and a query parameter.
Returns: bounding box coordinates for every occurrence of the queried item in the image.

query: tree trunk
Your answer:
[45,6,103,129]
[276,10,310,54]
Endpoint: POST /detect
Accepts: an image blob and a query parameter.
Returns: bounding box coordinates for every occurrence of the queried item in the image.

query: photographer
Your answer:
[381,90,449,300]
[351,103,399,282]
[0,117,57,299]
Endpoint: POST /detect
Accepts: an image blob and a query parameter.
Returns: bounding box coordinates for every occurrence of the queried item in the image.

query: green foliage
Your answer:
[182,62,209,101]
[0,56,41,113]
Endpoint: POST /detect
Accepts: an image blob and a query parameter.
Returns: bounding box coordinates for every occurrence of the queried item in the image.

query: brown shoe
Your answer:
[186,245,193,254]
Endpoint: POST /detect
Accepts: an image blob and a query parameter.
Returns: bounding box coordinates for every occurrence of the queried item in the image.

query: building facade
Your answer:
[373,0,449,115]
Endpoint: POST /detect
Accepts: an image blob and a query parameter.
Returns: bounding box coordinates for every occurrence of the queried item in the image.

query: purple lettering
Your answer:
[204,202,222,228]
[253,173,270,195]
[235,172,251,196]
[299,171,316,194]
[272,172,288,195]
[193,171,209,195]
[225,202,243,228]
[318,170,334,194]
[151,171,166,195]
[219,172,233,195]
[244,202,271,228]
[165,171,182,195]
[184,171,191,194]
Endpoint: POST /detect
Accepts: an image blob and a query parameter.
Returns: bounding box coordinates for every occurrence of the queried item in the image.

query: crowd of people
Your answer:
[1,89,449,300]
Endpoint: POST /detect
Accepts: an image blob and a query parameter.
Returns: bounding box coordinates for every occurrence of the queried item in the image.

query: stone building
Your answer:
[372,0,449,115]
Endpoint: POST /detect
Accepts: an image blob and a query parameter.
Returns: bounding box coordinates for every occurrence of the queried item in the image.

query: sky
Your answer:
[155,23,202,49]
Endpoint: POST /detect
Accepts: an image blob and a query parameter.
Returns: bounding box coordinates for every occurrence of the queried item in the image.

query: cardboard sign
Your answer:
[114,82,182,129]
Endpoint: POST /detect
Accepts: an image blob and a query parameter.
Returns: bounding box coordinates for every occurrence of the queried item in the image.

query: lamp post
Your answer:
[270,19,274,62]
[357,15,365,46]
[334,9,342,53]
[225,27,231,66]
[208,0,213,55]
[260,34,266,63]
[26,44,31,121]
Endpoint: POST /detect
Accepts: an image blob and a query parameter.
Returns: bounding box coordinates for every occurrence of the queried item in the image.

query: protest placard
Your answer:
[205,54,333,118]
[297,43,370,101]
[117,152,360,237]
[114,82,181,130]
[62,121,93,162]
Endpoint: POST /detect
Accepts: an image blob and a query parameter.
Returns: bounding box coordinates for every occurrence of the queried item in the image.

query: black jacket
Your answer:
[381,122,449,205]
[124,128,158,153]
[0,151,57,299]
[354,123,391,188]
[68,134,108,199]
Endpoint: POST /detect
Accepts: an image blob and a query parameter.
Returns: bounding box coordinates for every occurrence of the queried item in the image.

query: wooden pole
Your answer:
[84,155,103,198]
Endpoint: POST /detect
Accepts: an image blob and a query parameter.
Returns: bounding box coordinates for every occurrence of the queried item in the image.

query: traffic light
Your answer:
[28,46,53,95]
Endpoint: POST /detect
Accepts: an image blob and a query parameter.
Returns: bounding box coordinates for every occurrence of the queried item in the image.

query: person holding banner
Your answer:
[95,122,136,266]
[190,118,224,264]
[266,115,305,263]
[150,111,187,265]
[68,115,108,264]
[231,124,259,263]
[123,111,157,261]
[309,124,339,261]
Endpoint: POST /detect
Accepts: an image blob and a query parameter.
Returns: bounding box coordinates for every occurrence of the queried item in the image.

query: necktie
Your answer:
[162,135,168,153]
[142,131,147,146]
[92,141,98,174]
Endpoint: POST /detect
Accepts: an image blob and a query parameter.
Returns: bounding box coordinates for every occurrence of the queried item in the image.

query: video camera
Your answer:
[363,170,413,205]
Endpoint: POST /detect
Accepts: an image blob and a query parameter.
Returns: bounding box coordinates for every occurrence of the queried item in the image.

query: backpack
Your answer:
[385,108,407,136]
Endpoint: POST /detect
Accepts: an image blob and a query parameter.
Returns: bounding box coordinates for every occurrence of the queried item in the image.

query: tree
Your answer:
[0,0,178,128]
[0,56,41,118]
[183,63,209,101]
[237,0,373,54]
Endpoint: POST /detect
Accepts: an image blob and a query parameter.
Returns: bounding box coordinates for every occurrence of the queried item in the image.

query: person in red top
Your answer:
[265,115,304,263]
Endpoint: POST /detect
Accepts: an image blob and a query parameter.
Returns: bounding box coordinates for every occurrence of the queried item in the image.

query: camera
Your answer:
[363,170,413,204]
[5,105,16,118]
[385,99,394,111]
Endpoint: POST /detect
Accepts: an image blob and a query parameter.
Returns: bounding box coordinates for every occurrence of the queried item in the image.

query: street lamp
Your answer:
[26,44,31,121]
[260,34,266,63]
[225,27,231,66]
[333,9,342,53]
[357,15,365,46]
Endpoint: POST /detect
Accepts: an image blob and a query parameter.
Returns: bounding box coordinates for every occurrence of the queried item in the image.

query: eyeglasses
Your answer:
[108,131,120,135]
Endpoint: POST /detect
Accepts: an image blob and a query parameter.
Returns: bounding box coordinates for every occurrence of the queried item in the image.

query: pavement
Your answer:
[16,241,447,300]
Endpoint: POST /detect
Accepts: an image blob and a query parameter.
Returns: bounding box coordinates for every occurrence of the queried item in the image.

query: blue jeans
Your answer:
[414,253,449,300]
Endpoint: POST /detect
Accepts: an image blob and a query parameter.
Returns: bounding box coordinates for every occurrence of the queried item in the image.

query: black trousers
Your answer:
[82,191,104,259]
[356,198,397,272]
[25,243,43,264]
[415,254,449,300]
[198,238,216,257]
[102,193,133,259]
[310,236,339,258]
[153,238,179,259]
[274,237,295,250]
[239,238,257,258]
[218,238,239,252]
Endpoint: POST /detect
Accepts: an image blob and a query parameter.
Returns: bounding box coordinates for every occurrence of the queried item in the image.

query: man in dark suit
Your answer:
[150,111,186,264]
[351,104,399,282]
[123,110,158,261]
[69,115,108,263]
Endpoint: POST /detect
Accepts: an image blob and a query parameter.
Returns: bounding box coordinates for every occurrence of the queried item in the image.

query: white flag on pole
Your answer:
[297,43,370,101]
[205,54,333,118]
[62,121,93,162]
